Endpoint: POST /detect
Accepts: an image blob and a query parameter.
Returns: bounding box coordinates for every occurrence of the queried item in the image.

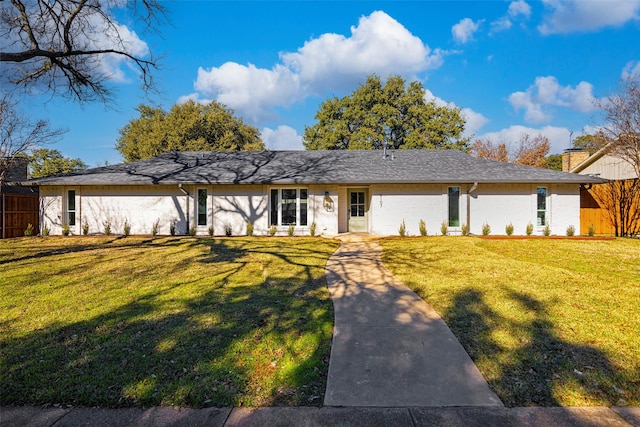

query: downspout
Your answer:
[178,184,190,234]
[467,182,478,233]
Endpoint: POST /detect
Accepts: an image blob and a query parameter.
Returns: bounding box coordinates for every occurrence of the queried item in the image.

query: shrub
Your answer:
[152,220,159,236]
[224,223,233,237]
[482,222,491,236]
[588,224,595,237]
[543,224,551,236]
[208,225,214,236]
[566,224,576,237]
[287,223,295,236]
[62,224,70,236]
[169,220,177,236]
[189,222,196,236]
[82,221,89,236]
[24,223,33,237]
[526,222,534,236]
[103,221,112,236]
[310,221,317,237]
[440,221,448,236]
[461,223,469,236]
[419,219,427,236]
[41,225,50,236]
[123,220,131,237]
[246,220,254,236]
[399,219,406,236]
[269,225,277,236]
[505,222,514,236]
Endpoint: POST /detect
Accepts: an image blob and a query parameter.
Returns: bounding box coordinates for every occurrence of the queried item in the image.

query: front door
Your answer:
[348,190,368,232]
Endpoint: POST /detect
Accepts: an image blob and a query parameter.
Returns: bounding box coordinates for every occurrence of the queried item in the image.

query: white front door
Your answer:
[348,190,368,232]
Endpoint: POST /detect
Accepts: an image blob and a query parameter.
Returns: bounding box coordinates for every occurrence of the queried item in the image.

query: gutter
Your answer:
[467,182,478,233]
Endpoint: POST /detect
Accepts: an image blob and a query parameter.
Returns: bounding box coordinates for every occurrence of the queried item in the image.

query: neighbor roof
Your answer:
[26,149,603,186]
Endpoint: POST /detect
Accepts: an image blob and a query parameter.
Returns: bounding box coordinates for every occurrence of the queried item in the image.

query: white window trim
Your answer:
[270,187,309,227]
[447,186,461,229]
[536,186,548,228]
[196,188,208,227]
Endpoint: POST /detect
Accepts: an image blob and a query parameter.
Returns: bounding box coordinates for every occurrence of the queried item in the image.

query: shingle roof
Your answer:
[26,149,604,186]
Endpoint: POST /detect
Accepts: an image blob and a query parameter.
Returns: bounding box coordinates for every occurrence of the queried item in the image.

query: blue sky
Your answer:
[21,0,640,166]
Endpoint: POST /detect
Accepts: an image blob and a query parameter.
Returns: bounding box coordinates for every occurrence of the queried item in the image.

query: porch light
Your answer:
[323,192,334,211]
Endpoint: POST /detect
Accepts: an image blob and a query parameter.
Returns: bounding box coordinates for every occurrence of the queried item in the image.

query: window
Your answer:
[270,188,308,226]
[197,189,207,226]
[537,187,547,226]
[448,186,460,227]
[350,191,365,217]
[67,190,76,226]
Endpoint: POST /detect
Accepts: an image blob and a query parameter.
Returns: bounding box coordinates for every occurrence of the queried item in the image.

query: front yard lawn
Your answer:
[0,236,339,407]
[381,237,640,407]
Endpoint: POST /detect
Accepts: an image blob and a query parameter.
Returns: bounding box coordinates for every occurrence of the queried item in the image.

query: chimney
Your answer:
[562,148,590,172]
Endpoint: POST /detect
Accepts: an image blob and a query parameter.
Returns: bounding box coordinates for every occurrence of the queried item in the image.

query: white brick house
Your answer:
[27,150,602,236]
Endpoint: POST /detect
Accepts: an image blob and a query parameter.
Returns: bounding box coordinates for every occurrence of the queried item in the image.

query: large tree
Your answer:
[0,93,65,185]
[28,148,87,178]
[116,100,264,162]
[0,0,164,104]
[471,133,550,168]
[303,75,469,151]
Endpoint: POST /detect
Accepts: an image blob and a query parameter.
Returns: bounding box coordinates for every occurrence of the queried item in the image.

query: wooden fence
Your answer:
[580,181,639,236]
[1,192,39,239]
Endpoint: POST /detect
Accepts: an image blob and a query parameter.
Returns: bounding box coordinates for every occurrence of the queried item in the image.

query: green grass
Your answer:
[380,237,640,407]
[0,236,339,408]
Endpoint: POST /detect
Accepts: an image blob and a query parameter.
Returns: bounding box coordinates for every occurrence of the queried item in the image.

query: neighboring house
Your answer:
[566,145,639,235]
[26,149,601,237]
[1,157,39,238]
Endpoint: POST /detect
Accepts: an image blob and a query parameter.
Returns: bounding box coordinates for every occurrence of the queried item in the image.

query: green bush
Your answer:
[103,221,112,236]
[287,223,295,236]
[310,221,317,237]
[41,225,50,236]
[419,219,427,236]
[208,225,214,236]
[440,221,448,236]
[123,220,131,237]
[505,222,514,236]
[224,223,233,237]
[399,219,406,236]
[152,220,159,236]
[189,222,196,236]
[526,222,534,236]
[269,225,277,236]
[62,224,70,236]
[169,220,177,236]
[482,222,491,236]
[566,225,576,237]
[82,221,89,236]
[246,220,254,236]
[24,223,33,237]
[588,224,595,237]
[461,223,469,236]
[543,224,551,236]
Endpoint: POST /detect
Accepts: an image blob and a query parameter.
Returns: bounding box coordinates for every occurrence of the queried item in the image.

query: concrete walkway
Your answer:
[323,234,502,407]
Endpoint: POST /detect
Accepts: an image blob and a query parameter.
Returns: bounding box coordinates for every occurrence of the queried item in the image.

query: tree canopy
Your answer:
[572,134,606,155]
[303,75,469,151]
[28,148,87,178]
[0,0,165,104]
[471,133,550,168]
[116,100,264,162]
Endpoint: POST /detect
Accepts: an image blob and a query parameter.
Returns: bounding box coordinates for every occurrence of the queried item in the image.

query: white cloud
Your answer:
[190,11,445,124]
[508,76,597,123]
[452,18,483,44]
[478,125,574,154]
[490,17,513,33]
[509,0,532,18]
[622,60,640,79]
[424,89,489,136]
[539,0,640,34]
[261,126,304,150]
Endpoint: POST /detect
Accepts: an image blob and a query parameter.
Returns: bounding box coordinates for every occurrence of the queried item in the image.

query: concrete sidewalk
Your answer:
[3,405,639,426]
[323,235,501,407]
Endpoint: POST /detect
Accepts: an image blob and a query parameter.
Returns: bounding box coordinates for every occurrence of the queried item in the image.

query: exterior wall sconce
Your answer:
[323,191,334,211]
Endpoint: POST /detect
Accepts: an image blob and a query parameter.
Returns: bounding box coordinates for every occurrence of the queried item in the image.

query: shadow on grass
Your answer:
[444,289,631,407]
[0,237,336,408]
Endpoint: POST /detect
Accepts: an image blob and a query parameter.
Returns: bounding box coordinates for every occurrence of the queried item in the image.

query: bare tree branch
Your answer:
[0,0,165,104]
